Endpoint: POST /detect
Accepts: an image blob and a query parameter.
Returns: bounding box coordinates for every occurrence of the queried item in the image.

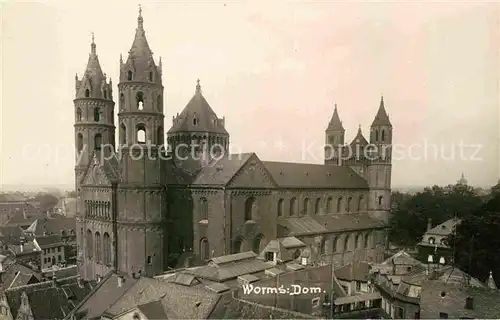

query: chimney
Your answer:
[52,274,57,288]
[465,297,474,310]
[46,210,51,219]
[117,275,124,288]
[96,274,102,283]
[427,218,432,231]
[19,242,24,253]
[23,209,27,220]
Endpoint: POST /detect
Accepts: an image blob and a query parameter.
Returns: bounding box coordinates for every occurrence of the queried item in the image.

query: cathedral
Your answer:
[74,8,393,280]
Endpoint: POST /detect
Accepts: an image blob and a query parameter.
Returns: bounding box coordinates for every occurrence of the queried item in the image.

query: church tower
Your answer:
[167,80,229,174]
[74,34,114,277]
[116,6,166,277]
[324,104,345,165]
[367,96,392,223]
[74,34,115,192]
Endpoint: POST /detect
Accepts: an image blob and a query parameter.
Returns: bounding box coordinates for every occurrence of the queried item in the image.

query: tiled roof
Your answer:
[186,259,272,282]
[5,276,94,319]
[380,250,424,267]
[9,240,41,255]
[136,300,168,319]
[335,262,371,282]
[425,217,461,236]
[420,280,500,319]
[27,216,76,236]
[279,236,306,249]
[210,251,257,265]
[0,226,26,243]
[74,273,138,319]
[278,213,385,237]
[208,297,316,319]
[4,214,41,228]
[0,261,41,292]
[0,202,40,216]
[168,84,229,135]
[262,161,368,189]
[192,153,254,186]
[35,234,65,248]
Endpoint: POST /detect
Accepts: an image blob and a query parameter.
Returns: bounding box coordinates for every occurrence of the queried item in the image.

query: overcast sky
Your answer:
[1,0,499,189]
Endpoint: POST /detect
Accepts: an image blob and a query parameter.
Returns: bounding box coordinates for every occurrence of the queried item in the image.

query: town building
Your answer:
[74,6,393,282]
[417,218,460,264]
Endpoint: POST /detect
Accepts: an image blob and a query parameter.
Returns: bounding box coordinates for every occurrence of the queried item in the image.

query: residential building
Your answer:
[417,217,460,264]
[37,235,67,270]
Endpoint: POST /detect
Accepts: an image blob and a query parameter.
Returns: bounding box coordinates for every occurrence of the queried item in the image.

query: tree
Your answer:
[33,192,59,212]
[449,192,500,281]
[389,184,483,246]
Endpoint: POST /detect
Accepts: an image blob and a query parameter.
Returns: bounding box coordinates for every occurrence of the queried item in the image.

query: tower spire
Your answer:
[327,103,344,131]
[138,4,143,30]
[196,79,201,94]
[91,32,96,55]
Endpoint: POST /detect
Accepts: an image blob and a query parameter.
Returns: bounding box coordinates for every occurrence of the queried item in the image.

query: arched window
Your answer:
[136,124,146,144]
[320,238,326,255]
[343,235,349,252]
[326,197,333,213]
[76,108,82,121]
[332,238,338,252]
[440,238,447,246]
[347,197,352,212]
[95,232,101,263]
[85,89,90,98]
[378,196,383,206]
[157,127,164,145]
[94,133,102,150]
[103,90,107,99]
[120,94,125,110]
[244,197,255,221]
[358,195,364,211]
[200,197,208,220]
[428,237,435,245]
[233,237,244,254]
[364,233,370,248]
[252,235,263,254]
[277,199,284,217]
[375,129,379,142]
[302,198,310,216]
[354,234,360,249]
[86,229,93,259]
[290,198,297,216]
[157,95,162,110]
[200,238,209,260]
[136,92,144,110]
[77,133,83,152]
[103,233,111,265]
[337,197,343,213]
[120,123,127,145]
[133,313,140,320]
[193,118,198,126]
[94,107,100,122]
[381,130,385,142]
[149,71,153,82]
[127,71,133,81]
[315,198,321,214]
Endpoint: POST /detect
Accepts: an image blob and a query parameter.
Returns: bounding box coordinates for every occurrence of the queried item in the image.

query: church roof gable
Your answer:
[192,153,254,186]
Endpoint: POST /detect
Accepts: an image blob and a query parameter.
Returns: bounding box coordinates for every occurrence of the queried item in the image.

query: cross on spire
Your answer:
[90,32,96,55]
[137,4,144,29]
[196,79,201,93]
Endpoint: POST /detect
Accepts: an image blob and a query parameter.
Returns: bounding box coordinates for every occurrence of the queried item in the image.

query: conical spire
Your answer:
[75,33,106,98]
[372,95,392,127]
[327,104,344,131]
[128,4,153,61]
[350,125,368,146]
[487,271,497,289]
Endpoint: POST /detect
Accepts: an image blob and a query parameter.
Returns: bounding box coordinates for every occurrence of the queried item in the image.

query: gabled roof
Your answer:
[425,218,461,236]
[334,262,371,282]
[80,150,121,186]
[350,126,369,146]
[257,240,293,262]
[262,161,368,189]
[26,216,76,236]
[191,153,254,186]
[168,80,228,135]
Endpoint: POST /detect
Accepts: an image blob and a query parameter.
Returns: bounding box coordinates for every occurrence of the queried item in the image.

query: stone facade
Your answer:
[74,8,393,281]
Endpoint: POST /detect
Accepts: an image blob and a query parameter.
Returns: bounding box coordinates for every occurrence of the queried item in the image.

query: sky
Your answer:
[1,0,499,189]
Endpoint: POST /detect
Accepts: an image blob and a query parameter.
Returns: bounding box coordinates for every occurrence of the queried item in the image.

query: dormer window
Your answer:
[127,71,133,81]
[193,118,198,126]
[428,237,435,244]
[85,89,90,98]
[264,251,274,261]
